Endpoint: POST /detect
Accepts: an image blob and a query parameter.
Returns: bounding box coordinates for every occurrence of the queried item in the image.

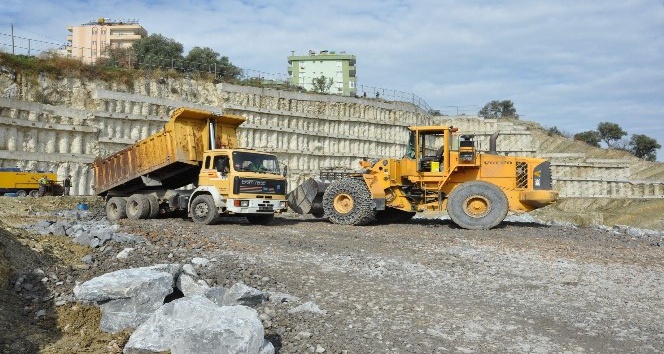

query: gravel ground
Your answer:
[2,198,663,353]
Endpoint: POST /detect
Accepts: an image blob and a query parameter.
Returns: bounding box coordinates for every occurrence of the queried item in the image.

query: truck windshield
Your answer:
[232,151,281,174]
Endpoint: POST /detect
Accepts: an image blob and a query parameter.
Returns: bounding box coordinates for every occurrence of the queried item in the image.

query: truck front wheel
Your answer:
[107,197,127,221]
[447,181,508,230]
[190,195,219,225]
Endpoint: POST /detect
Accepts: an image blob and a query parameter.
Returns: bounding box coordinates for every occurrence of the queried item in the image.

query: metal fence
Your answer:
[0,31,447,114]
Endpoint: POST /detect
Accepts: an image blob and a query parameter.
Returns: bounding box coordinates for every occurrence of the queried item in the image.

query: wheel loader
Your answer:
[287,125,558,230]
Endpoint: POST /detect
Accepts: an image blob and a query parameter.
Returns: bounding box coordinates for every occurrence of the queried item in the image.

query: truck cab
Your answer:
[189,149,288,225]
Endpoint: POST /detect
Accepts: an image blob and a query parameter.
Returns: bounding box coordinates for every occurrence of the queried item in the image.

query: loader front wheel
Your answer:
[190,195,219,225]
[447,181,508,230]
[323,178,376,225]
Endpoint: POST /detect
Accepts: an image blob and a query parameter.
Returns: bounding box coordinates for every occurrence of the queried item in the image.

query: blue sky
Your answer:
[2,0,663,160]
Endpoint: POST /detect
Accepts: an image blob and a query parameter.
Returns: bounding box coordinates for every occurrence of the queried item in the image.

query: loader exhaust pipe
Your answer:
[489,132,499,154]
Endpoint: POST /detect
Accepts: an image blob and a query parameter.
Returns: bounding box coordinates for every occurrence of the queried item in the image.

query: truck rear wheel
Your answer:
[190,195,219,225]
[246,214,274,225]
[126,194,151,220]
[447,181,508,230]
[322,178,376,225]
[29,190,39,198]
[147,195,160,218]
[16,190,27,197]
[107,197,127,221]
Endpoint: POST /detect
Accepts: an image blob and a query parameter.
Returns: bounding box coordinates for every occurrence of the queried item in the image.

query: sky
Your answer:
[2,0,663,160]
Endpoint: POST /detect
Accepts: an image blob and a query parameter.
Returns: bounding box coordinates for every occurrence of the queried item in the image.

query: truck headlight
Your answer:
[234,200,250,207]
[279,201,287,209]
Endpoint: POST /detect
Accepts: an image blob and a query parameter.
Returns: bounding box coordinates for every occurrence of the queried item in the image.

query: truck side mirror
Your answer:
[282,164,288,177]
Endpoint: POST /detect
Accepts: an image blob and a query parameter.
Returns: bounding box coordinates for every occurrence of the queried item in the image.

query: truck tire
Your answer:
[375,207,416,224]
[147,195,160,218]
[322,177,376,225]
[126,194,151,220]
[16,190,27,197]
[107,197,127,221]
[246,214,274,225]
[447,181,508,230]
[190,195,219,225]
[29,190,39,198]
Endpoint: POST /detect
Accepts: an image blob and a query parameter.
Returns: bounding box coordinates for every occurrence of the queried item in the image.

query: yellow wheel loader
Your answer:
[288,125,558,230]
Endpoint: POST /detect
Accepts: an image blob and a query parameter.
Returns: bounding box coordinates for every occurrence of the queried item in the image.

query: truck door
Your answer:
[200,154,231,194]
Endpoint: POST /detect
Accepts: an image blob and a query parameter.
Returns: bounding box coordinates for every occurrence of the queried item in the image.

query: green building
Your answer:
[288,50,357,96]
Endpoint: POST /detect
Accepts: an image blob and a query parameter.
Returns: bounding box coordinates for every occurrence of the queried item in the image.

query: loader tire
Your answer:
[322,177,376,225]
[447,181,508,230]
[375,207,416,224]
[126,194,151,220]
[190,195,219,225]
[246,214,275,225]
[106,197,127,221]
[147,195,160,219]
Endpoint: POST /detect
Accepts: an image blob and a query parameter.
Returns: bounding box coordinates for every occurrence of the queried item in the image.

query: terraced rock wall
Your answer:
[0,70,662,199]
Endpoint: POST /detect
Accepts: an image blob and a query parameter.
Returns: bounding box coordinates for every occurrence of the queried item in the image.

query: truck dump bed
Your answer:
[93,107,245,196]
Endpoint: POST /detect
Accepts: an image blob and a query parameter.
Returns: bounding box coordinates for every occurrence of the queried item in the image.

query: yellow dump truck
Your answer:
[93,107,288,225]
[0,168,61,197]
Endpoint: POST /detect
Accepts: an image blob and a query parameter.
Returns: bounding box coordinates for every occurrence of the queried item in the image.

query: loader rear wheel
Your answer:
[323,178,376,225]
[190,195,219,225]
[126,194,151,220]
[106,197,127,221]
[447,181,508,230]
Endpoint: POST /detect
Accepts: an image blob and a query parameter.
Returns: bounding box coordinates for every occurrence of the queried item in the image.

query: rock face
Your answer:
[123,296,266,354]
[73,264,180,332]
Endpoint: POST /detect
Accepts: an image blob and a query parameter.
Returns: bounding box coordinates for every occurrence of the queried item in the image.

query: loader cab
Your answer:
[406,125,458,173]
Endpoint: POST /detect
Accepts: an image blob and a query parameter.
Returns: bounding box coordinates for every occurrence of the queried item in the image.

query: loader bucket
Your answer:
[287,178,331,217]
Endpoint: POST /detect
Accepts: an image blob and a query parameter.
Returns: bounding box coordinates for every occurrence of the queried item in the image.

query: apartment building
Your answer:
[288,50,357,96]
[66,18,147,64]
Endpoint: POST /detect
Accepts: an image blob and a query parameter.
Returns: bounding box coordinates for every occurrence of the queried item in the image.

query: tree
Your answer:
[597,122,627,148]
[628,134,661,161]
[574,130,601,148]
[99,46,134,68]
[478,100,518,119]
[311,75,333,93]
[132,34,184,69]
[184,46,241,80]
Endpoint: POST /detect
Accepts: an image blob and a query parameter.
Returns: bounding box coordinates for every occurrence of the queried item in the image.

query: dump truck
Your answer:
[0,168,62,197]
[288,125,558,229]
[93,107,288,225]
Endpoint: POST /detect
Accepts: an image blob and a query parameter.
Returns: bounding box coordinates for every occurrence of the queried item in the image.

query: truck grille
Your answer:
[516,162,528,188]
[233,177,286,195]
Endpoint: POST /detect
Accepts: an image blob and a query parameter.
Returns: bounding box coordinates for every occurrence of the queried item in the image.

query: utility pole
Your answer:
[11,23,15,54]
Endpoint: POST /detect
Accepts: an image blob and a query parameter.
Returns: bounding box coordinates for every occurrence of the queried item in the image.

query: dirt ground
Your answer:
[0,196,662,353]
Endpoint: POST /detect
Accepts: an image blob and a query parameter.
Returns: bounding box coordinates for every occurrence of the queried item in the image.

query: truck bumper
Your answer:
[519,190,558,208]
[225,198,288,214]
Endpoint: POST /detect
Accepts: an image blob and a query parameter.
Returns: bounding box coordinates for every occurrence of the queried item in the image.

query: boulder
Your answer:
[176,273,210,297]
[73,265,179,332]
[123,296,265,354]
[222,283,265,307]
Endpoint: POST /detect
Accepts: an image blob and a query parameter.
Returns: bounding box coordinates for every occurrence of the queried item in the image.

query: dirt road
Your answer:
[1,197,663,353]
